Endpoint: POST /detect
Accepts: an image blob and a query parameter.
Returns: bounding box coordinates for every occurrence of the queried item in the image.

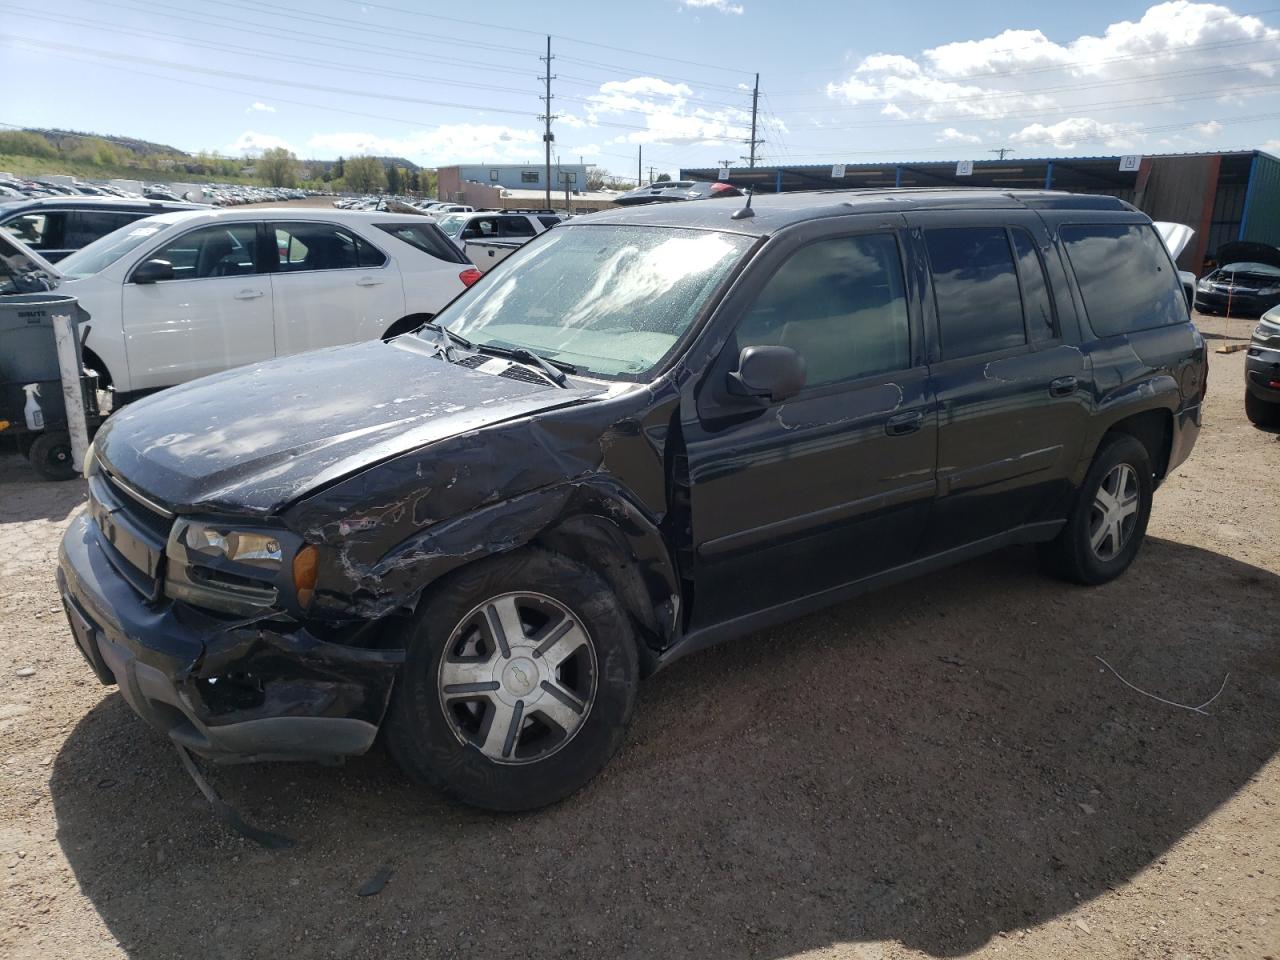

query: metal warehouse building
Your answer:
[682,150,1280,274]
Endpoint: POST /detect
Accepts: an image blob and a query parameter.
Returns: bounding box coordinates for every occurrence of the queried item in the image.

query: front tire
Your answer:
[28,431,76,481]
[384,548,639,812]
[1245,389,1280,428]
[1039,433,1154,585]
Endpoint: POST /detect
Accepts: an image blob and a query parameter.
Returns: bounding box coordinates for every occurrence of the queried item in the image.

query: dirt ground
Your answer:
[1,313,1277,960]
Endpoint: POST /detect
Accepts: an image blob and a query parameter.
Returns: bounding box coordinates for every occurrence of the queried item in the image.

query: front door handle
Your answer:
[885,411,924,436]
[234,289,265,300]
[1049,375,1079,397]
[356,276,385,287]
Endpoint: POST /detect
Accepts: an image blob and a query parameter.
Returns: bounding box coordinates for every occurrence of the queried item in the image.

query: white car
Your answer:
[435,210,563,271]
[53,208,479,399]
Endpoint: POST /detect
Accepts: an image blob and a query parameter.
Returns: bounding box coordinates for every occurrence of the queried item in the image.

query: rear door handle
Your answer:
[356,276,385,287]
[234,289,265,300]
[885,411,924,436]
[1049,375,1078,397]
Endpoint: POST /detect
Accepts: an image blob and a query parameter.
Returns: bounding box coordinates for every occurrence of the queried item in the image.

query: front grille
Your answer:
[87,471,172,602]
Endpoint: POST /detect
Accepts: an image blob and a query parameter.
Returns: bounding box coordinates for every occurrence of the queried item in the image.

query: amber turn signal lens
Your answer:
[293,545,319,608]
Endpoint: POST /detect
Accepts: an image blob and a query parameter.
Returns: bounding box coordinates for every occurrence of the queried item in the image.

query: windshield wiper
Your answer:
[477,343,575,387]
[418,321,472,355]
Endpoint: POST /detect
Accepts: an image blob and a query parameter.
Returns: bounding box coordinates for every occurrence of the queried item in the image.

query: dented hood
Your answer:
[95,338,606,515]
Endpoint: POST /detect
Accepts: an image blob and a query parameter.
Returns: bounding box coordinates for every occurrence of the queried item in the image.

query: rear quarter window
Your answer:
[374,222,467,264]
[1059,223,1187,337]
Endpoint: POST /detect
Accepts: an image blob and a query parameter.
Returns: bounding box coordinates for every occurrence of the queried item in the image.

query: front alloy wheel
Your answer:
[437,592,597,763]
[385,548,638,812]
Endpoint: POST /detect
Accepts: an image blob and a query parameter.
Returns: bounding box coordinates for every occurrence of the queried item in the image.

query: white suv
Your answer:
[54,208,478,398]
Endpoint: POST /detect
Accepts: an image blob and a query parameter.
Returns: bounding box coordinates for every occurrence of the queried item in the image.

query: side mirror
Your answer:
[132,259,175,284]
[726,345,806,403]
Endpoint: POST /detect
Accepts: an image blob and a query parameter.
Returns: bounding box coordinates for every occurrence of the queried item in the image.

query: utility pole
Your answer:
[989,147,1012,160]
[637,144,642,186]
[648,166,655,184]
[742,72,764,168]
[539,36,556,209]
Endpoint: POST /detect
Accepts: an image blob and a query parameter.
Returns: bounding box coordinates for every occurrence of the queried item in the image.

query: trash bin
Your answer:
[0,293,99,480]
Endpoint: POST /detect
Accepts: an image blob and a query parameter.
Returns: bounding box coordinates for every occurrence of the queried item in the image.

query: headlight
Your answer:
[1197,279,1212,291]
[183,524,283,568]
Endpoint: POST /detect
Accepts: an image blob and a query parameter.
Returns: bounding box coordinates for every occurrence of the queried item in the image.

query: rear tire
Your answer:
[1039,433,1153,585]
[28,431,76,481]
[384,548,638,812]
[1245,389,1280,428]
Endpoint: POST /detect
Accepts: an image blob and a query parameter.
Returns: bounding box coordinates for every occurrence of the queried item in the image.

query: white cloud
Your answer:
[1009,117,1136,150]
[1194,120,1224,137]
[584,75,752,146]
[1261,138,1280,155]
[226,130,294,156]
[824,2,1280,142]
[246,102,275,114]
[680,0,744,14]
[937,127,981,144]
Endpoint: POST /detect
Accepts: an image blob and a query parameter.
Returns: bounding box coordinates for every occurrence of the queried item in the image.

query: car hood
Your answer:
[94,338,607,515]
[1215,241,1280,270]
[1152,221,1195,261]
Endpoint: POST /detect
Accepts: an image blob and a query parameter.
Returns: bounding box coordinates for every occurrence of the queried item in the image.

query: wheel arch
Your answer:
[1103,408,1173,481]
[81,345,113,390]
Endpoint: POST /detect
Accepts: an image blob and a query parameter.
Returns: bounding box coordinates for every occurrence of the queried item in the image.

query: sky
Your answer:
[6,0,1280,178]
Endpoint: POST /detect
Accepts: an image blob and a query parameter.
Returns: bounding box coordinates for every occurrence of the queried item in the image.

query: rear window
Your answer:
[1060,223,1187,336]
[374,222,466,263]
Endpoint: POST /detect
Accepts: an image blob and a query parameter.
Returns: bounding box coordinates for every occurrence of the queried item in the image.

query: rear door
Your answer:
[268,220,406,355]
[682,217,939,628]
[906,212,1094,554]
[121,221,275,390]
[60,210,146,260]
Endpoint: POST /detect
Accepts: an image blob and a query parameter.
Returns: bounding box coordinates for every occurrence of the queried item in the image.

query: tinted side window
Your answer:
[461,217,498,240]
[736,233,910,388]
[499,216,536,238]
[1,212,65,251]
[1010,228,1056,342]
[65,211,141,249]
[147,223,259,280]
[1059,224,1186,336]
[538,216,562,229]
[273,222,386,271]
[925,227,1026,359]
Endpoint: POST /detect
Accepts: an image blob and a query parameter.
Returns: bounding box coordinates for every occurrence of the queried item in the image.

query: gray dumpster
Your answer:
[0,293,99,480]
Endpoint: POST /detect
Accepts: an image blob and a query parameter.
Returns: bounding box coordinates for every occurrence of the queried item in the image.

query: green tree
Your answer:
[386,164,402,194]
[405,169,420,193]
[655,172,672,182]
[0,130,57,159]
[258,147,299,187]
[342,155,386,193]
[332,156,345,179]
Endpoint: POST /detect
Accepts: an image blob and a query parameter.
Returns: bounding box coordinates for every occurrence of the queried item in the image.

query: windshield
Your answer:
[432,224,753,379]
[1215,261,1280,280]
[59,219,168,279]
[437,215,467,237]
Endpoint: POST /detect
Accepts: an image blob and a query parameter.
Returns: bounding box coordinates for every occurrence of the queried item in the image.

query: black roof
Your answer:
[575,188,1136,237]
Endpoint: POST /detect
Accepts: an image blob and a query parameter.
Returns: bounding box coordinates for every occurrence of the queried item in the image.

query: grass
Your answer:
[0,154,259,186]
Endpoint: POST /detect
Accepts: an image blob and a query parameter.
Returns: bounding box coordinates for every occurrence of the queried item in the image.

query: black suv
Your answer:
[57,189,1206,811]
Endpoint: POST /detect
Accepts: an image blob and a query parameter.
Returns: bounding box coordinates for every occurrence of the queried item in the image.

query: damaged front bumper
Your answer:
[57,511,404,763]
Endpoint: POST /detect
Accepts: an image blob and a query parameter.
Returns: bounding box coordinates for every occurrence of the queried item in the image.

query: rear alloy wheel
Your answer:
[1039,433,1153,585]
[385,549,638,811]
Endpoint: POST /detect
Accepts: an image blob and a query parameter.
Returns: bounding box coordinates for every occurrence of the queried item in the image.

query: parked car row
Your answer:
[0,173,326,207]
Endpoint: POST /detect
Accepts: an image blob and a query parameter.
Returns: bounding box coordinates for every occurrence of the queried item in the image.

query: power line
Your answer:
[541,36,556,209]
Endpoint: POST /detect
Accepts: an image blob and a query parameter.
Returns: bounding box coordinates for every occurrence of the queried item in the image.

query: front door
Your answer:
[907,214,1094,554]
[121,221,274,390]
[269,220,406,356]
[682,223,938,630]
